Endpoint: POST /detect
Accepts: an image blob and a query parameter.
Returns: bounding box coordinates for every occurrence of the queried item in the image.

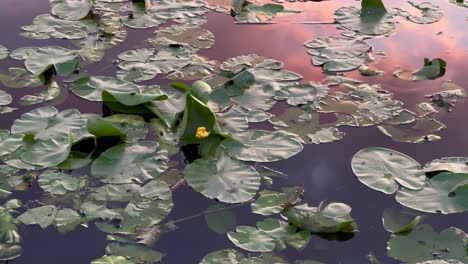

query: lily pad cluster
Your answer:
[352,147,468,214]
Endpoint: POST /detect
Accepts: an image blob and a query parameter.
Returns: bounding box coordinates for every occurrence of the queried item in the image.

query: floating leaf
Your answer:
[0,201,21,243]
[17,205,58,229]
[305,36,372,72]
[286,202,357,233]
[351,147,426,194]
[185,151,260,203]
[424,157,468,174]
[396,172,468,214]
[91,142,168,184]
[382,208,421,233]
[150,24,215,50]
[232,1,299,23]
[87,114,148,142]
[24,46,78,78]
[398,2,443,24]
[204,204,237,234]
[395,58,446,81]
[274,82,329,106]
[0,244,22,261]
[221,130,303,162]
[21,14,99,40]
[38,171,79,195]
[387,224,467,263]
[251,191,288,216]
[91,256,134,264]
[0,67,42,89]
[0,45,7,60]
[50,0,94,21]
[105,243,163,263]
[19,81,60,106]
[0,90,12,106]
[199,249,245,264]
[227,226,276,252]
[378,117,445,143]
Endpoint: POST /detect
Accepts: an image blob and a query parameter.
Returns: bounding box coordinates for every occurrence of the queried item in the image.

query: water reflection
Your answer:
[0,0,467,263]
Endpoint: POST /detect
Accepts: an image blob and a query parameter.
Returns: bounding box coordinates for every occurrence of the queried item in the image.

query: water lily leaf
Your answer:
[378,117,445,143]
[251,191,288,216]
[228,226,276,252]
[395,58,447,81]
[286,202,357,233]
[91,256,134,264]
[71,76,141,101]
[382,208,421,233]
[20,133,73,167]
[204,204,237,234]
[270,107,345,145]
[145,92,185,128]
[221,130,303,162]
[92,179,172,203]
[50,0,94,21]
[0,90,12,106]
[11,106,88,141]
[150,24,215,50]
[19,81,60,106]
[24,46,78,78]
[73,30,127,62]
[232,1,299,23]
[185,151,260,203]
[87,114,148,142]
[0,201,21,243]
[38,171,80,195]
[105,243,163,263]
[334,3,396,36]
[305,37,372,72]
[0,68,42,89]
[396,172,468,214]
[200,249,244,263]
[216,107,249,134]
[21,14,99,40]
[56,151,92,170]
[351,147,426,194]
[387,224,467,263]
[424,157,468,174]
[0,244,22,261]
[398,2,443,24]
[17,205,58,229]
[274,82,329,106]
[0,45,7,60]
[91,142,168,184]
[425,81,466,112]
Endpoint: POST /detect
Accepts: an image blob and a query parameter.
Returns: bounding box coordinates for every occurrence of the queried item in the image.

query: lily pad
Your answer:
[274,82,329,106]
[232,1,300,23]
[87,114,148,142]
[0,45,7,60]
[227,226,276,252]
[0,90,12,106]
[387,224,467,263]
[351,147,426,194]
[17,205,58,229]
[221,130,303,162]
[91,142,168,184]
[24,46,78,77]
[396,172,468,214]
[0,67,42,89]
[382,208,421,233]
[394,58,447,81]
[185,151,260,203]
[50,0,94,21]
[398,2,443,24]
[305,36,372,72]
[424,157,468,174]
[19,81,60,106]
[204,204,237,234]
[0,201,21,243]
[38,171,80,195]
[0,244,22,261]
[91,256,134,264]
[105,243,163,263]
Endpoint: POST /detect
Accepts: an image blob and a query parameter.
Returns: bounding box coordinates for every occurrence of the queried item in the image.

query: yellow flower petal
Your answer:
[195,127,211,139]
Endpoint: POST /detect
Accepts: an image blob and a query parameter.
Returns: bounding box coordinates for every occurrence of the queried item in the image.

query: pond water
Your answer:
[0,0,467,263]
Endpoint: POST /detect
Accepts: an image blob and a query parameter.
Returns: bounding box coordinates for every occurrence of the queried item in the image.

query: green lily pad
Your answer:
[185,151,260,203]
[232,1,299,23]
[24,46,78,77]
[199,249,245,264]
[251,191,288,216]
[19,81,60,106]
[21,14,99,40]
[38,171,80,195]
[150,24,214,50]
[91,256,134,264]
[17,205,58,229]
[387,224,467,263]
[221,130,303,162]
[0,201,21,243]
[398,2,443,24]
[274,82,329,106]
[395,58,447,81]
[0,244,22,261]
[0,45,7,60]
[91,142,168,184]
[334,2,396,36]
[227,226,276,252]
[105,243,163,263]
[396,172,468,214]
[87,114,148,142]
[50,0,94,21]
[378,117,445,143]
[0,90,12,106]
[382,208,421,233]
[71,76,141,101]
[305,36,372,72]
[0,67,42,89]
[351,147,426,194]
[424,157,468,174]
[286,202,357,233]
[204,204,237,234]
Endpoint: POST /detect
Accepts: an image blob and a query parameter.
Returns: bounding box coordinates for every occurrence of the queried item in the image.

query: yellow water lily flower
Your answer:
[195,127,210,139]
